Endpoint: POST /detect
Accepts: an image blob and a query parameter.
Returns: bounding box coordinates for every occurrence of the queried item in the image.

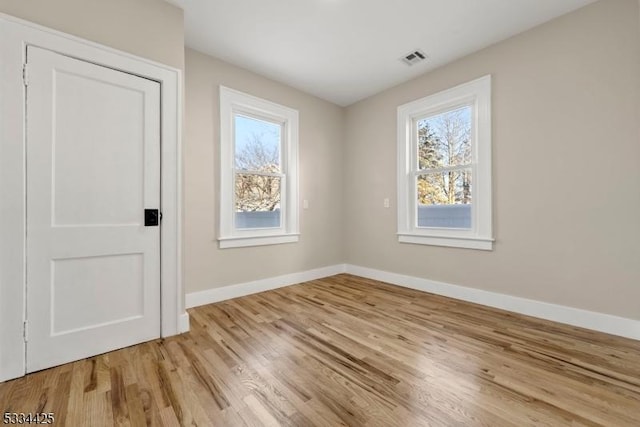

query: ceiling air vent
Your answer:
[401,49,427,66]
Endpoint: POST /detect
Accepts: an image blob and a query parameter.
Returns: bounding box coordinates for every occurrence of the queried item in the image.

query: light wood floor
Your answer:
[1,274,639,426]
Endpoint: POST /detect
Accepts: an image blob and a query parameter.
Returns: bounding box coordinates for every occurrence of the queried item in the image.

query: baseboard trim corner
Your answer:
[178,312,190,333]
[345,264,640,341]
[185,264,347,308]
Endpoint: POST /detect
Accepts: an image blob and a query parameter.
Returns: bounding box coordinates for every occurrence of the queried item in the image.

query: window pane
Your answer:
[235,173,281,229]
[417,170,472,229]
[235,115,281,172]
[417,106,472,169]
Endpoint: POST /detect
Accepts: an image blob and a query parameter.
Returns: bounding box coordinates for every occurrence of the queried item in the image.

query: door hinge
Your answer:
[23,320,28,342]
[22,64,29,86]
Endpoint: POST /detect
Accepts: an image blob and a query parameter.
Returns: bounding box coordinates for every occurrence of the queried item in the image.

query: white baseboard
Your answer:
[178,312,190,333]
[185,264,347,308]
[184,262,640,341]
[345,264,640,341]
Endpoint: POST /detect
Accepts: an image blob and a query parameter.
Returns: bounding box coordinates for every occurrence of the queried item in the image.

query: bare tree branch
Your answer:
[235,133,281,212]
[417,108,472,205]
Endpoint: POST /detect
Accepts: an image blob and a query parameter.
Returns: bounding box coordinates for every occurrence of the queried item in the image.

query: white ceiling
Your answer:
[170,0,596,106]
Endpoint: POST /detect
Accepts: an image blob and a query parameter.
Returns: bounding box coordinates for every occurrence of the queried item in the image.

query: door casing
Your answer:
[0,13,188,382]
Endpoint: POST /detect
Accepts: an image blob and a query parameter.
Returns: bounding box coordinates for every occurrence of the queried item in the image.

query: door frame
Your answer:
[0,13,188,382]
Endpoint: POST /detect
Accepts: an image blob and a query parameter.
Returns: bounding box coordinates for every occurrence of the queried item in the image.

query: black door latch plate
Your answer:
[145,209,159,226]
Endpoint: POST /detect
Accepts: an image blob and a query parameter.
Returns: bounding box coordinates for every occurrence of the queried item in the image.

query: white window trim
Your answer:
[397,75,493,250]
[219,86,299,249]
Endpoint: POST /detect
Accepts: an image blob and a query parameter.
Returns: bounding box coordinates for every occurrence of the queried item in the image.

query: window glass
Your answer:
[234,115,281,172]
[234,173,281,229]
[417,106,472,169]
[417,171,472,229]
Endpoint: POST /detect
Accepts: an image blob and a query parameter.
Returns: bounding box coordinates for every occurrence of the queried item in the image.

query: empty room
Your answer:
[1,0,639,425]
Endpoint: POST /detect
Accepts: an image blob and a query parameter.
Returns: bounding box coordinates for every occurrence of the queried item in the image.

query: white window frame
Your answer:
[397,75,493,250]
[219,86,299,249]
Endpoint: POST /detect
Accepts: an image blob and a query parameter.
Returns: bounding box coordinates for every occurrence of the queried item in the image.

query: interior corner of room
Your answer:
[183,0,640,336]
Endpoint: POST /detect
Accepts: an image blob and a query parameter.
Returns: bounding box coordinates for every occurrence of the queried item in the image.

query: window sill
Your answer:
[218,233,299,249]
[398,233,494,250]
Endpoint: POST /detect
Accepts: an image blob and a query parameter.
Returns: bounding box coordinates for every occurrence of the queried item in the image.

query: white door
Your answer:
[25,46,161,373]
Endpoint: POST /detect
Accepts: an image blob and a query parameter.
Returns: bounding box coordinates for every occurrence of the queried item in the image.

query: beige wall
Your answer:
[0,0,184,69]
[184,49,344,292]
[344,0,640,319]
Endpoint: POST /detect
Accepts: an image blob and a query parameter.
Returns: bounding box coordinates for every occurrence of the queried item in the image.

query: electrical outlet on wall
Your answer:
[383,198,390,208]
[303,199,309,209]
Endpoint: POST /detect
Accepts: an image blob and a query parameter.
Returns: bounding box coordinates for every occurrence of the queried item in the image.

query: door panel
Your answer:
[51,254,144,335]
[53,68,145,226]
[26,46,161,373]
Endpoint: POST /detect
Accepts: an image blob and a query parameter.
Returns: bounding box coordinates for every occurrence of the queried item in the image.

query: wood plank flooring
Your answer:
[1,274,640,426]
